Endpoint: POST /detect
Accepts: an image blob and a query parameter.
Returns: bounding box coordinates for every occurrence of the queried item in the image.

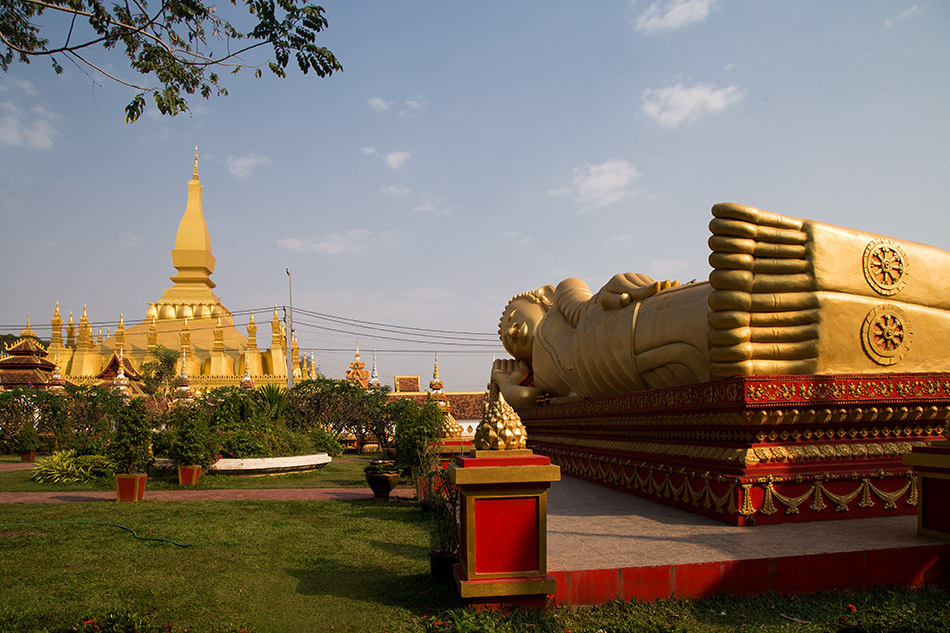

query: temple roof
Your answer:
[0,337,63,390]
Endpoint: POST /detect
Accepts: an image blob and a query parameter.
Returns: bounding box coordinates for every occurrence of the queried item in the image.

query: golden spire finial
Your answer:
[19,315,37,338]
[68,311,74,324]
[248,311,255,324]
[118,314,125,329]
[433,351,440,380]
[53,302,61,318]
[193,146,199,178]
[82,304,87,319]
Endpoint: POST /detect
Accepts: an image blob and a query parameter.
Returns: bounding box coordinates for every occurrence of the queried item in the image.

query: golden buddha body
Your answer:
[493,203,950,407]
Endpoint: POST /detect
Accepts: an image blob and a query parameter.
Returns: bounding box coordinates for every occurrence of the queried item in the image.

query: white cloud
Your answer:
[400,100,427,118]
[635,0,717,34]
[278,229,372,255]
[381,184,411,198]
[603,234,632,246]
[553,160,641,211]
[413,193,450,215]
[225,152,272,178]
[0,100,58,149]
[361,146,411,169]
[383,151,411,169]
[884,4,921,28]
[641,82,745,128]
[368,96,393,112]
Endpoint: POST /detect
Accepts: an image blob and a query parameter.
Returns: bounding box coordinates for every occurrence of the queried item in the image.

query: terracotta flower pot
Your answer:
[177,465,202,485]
[114,474,147,502]
[365,472,400,500]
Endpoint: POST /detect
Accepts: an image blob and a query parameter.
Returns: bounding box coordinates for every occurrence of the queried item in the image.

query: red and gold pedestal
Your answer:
[434,438,474,470]
[520,373,950,526]
[448,450,561,609]
[904,441,950,540]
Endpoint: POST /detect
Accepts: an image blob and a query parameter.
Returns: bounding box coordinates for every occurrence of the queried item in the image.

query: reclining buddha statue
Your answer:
[492,202,950,408]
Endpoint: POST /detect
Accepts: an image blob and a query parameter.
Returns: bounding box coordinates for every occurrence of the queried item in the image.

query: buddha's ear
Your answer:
[537,285,556,308]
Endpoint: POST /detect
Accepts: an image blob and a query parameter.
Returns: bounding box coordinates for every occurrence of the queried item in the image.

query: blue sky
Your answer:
[1,1,948,390]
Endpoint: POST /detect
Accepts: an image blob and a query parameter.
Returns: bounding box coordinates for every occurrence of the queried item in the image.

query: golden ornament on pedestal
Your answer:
[474,384,527,450]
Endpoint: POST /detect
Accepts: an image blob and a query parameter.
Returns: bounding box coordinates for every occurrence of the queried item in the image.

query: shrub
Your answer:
[16,422,39,452]
[108,399,153,474]
[394,399,443,480]
[310,427,343,456]
[167,404,218,467]
[31,450,114,484]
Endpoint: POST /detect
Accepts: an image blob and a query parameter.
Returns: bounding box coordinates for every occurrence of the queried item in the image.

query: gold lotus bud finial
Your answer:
[193,146,199,178]
[474,383,527,450]
[440,411,463,439]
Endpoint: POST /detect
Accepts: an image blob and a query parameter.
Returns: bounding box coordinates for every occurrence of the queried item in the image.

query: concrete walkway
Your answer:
[0,487,414,503]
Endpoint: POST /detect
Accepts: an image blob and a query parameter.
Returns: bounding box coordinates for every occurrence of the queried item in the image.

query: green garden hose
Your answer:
[0,521,191,547]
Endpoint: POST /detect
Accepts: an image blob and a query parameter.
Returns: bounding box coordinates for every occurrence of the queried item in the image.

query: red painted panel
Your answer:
[721,558,771,596]
[564,568,620,605]
[773,554,819,595]
[473,497,539,575]
[673,561,722,598]
[921,477,950,535]
[620,565,672,602]
[865,548,911,588]
[819,551,865,591]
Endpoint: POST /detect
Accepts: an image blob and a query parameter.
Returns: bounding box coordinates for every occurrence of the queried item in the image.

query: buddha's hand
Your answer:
[491,358,530,388]
[599,273,680,310]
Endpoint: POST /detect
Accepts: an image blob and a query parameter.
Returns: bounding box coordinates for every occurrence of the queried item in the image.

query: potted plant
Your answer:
[107,399,153,502]
[424,464,461,581]
[17,423,39,462]
[167,404,217,485]
[364,459,401,500]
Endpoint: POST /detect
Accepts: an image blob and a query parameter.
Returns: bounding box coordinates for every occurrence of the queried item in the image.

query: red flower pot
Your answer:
[20,451,36,462]
[114,474,147,502]
[177,465,202,485]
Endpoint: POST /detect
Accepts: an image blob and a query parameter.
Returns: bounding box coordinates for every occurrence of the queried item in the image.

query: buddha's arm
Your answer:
[490,358,542,408]
[595,273,680,310]
[553,278,594,328]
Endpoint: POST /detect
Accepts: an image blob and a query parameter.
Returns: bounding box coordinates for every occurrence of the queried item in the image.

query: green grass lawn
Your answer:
[0,499,455,633]
[2,454,948,633]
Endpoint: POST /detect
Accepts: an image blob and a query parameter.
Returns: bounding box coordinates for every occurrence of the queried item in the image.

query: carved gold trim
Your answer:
[530,433,929,466]
[862,305,912,366]
[523,403,950,429]
[863,239,907,296]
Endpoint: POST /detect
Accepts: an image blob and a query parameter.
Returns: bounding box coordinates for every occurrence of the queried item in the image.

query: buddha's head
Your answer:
[499,285,554,360]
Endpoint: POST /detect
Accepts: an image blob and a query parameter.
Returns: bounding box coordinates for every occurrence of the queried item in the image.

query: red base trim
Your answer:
[548,544,950,606]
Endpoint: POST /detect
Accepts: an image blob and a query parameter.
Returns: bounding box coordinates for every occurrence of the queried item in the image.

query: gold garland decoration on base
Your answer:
[541,447,917,520]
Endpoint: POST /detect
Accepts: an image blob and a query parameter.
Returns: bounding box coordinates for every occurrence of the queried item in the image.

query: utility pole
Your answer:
[285,268,294,390]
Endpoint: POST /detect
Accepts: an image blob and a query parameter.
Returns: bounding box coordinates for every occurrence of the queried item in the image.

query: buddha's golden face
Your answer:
[499,300,545,360]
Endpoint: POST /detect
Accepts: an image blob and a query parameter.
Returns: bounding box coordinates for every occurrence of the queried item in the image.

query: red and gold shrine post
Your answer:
[904,436,950,540]
[448,386,560,609]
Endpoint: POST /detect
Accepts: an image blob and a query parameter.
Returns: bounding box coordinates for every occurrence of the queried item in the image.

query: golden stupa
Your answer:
[38,150,312,391]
